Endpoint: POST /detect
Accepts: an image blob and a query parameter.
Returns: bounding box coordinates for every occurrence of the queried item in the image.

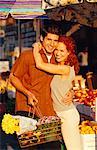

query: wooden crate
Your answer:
[17,120,62,148]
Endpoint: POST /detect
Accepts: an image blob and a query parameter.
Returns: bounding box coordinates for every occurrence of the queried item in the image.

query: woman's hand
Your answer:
[27,91,38,106]
[33,42,44,69]
[33,42,42,54]
[61,91,73,105]
[33,42,42,63]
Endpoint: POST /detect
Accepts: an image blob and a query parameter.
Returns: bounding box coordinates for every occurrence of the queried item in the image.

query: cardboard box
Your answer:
[81,134,97,150]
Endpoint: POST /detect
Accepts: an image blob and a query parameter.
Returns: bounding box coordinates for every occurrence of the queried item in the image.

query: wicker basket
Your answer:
[17,119,62,148]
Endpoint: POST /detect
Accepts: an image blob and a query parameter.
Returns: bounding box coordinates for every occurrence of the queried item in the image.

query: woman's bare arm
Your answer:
[33,43,70,75]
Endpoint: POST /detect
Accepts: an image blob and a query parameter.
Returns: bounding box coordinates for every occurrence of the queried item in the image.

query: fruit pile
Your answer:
[74,89,97,106]
[79,120,97,134]
[0,80,7,94]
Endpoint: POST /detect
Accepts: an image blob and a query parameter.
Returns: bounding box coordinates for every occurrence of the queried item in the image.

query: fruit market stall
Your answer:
[72,74,97,121]
[1,114,62,149]
[74,88,97,121]
[73,76,97,150]
[0,71,16,115]
[1,75,97,149]
[79,120,97,150]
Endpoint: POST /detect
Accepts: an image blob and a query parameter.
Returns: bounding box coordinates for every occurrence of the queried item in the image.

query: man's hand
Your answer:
[61,90,73,105]
[66,24,82,37]
[70,24,81,33]
[9,73,38,106]
[27,91,38,106]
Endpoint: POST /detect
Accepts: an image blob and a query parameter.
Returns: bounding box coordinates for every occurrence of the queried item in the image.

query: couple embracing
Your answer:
[10,24,82,150]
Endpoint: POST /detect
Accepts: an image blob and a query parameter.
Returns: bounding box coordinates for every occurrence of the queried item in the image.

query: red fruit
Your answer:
[84,99,89,105]
[90,98,95,102]
[89,95,94,100]
[87,90,93,96]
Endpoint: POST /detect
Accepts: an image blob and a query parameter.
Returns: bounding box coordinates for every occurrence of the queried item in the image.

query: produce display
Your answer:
[0,79,16,94]
[1,114,62,148]
[79,120,97,134]
[0,80,7,94]
[18,116,62,148]
[74,88,97,106]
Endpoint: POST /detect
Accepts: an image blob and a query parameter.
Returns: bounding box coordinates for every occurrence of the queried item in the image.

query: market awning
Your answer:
[42,0,97,28]
[0,0,97,28]
[0,0,46,19]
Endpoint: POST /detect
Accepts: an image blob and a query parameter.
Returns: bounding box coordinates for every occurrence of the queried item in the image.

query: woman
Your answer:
[33,36,82,150]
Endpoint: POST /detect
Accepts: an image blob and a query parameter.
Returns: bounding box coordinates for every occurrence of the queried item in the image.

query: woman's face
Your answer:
[54,42,69,64]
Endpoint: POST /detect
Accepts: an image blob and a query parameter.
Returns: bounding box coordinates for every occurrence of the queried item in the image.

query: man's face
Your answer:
[42,33,59,55]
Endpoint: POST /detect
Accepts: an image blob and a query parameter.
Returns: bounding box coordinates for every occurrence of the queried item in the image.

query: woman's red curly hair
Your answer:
[58,36,79,74]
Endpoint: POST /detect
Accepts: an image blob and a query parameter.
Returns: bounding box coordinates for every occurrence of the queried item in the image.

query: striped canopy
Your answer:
[0,0,45,19]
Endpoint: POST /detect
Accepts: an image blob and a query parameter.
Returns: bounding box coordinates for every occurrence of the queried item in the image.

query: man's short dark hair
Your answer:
[41,23,61,39]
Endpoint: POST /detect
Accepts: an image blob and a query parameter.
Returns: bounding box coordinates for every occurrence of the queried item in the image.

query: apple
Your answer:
[87,90,93,96]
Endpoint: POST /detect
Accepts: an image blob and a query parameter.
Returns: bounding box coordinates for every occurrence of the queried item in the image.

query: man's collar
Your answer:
[40,48,45,54]
[40,48,53,57]
[39,48,56,64]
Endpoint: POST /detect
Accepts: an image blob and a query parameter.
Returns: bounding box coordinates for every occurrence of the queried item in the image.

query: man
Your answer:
[78,47,88,77]
[9,24,73,117]
[9,24,60,117]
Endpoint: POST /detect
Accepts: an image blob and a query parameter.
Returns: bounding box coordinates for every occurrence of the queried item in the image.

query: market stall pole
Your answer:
[17,19,21,54]
[95,98,97,122]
